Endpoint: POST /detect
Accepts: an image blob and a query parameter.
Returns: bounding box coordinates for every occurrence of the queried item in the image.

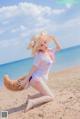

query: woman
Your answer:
[4,32,61,112]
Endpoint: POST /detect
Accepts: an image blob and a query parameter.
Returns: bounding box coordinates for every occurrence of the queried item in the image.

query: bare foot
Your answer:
[24,99,33,112]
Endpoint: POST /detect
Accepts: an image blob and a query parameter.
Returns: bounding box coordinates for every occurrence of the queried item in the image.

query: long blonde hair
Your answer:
[27,32,54,56]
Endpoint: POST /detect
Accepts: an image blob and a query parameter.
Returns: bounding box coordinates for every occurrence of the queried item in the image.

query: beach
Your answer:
[0,66,80,119]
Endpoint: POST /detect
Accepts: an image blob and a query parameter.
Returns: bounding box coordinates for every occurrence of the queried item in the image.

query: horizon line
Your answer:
[0,44,80,66]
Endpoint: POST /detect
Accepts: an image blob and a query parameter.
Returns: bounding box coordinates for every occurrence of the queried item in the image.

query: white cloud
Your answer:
[0,5,19,19]
[52,9,65,14]
[0,2,66,19]
[0,2,80,64]
[11,25,27,33]
[0,39,21,49]
[0,2,67,44]
[60,16,80,29]
[0,2,79,49]
[19,2,66,17]
[20,25,27,31]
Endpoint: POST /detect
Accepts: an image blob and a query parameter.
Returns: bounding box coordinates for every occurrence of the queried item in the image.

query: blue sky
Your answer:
[0,0,80,65]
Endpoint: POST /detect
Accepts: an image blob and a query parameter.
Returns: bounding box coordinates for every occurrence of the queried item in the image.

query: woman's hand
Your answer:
[18,65,38,88]
[17,76,29,89]
[53,36,62,51]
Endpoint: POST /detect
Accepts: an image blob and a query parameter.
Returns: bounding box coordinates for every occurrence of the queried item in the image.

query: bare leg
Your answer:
[27,93,42,99]
[24,79,54,112]
[24,95,53,112]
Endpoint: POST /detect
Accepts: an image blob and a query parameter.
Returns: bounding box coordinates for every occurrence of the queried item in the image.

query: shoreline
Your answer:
[0,66,80,119]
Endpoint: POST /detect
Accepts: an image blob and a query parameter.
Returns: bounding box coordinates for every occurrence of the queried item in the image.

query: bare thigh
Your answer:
[30,78,53,97]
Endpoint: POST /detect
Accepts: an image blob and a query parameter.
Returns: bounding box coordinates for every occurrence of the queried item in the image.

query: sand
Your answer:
[0,66,80,119]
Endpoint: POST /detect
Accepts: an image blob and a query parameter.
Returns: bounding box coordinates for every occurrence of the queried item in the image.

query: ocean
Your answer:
[0,45,80,87]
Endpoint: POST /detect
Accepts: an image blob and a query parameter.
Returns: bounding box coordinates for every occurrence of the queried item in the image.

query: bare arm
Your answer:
[15,65,38,82]
[51,36,62,52]
[48,35,62,52]
[54,37,62,51]
[17,65,38,88]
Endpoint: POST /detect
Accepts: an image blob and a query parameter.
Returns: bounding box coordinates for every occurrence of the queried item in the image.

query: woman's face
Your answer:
[38,36,48,52]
